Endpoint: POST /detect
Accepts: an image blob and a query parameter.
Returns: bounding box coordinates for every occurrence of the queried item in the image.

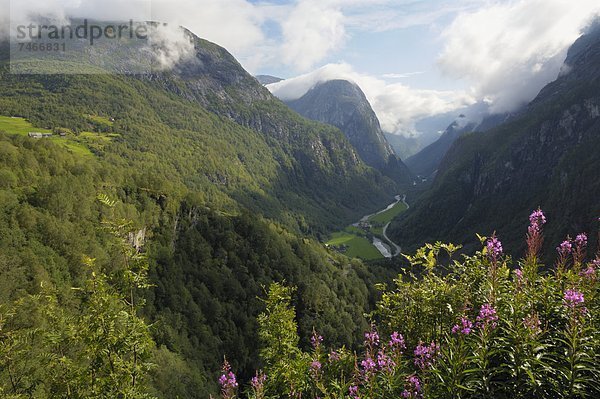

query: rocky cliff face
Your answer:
[285,79,411,184]
[255,75,283,85]
[389,22,600,257]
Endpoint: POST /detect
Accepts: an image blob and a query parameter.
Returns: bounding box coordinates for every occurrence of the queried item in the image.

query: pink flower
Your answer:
[529,209,547,227]
[557,239,572,256]
[251,372,266,391]
[218,360,238,399]
[364,327,380,347]
[401,375,423,398]
[581,265,596,278]
[452,317,473,335]
[476,304,498,329]
[328,350,340,362]
[514,268,523,280]
[360,356,376,380]
[486,236,503,260]
[575,233,588,248]
[523,314,541,335]
[414,341,439,369]
[377,350,395,372]
[349,385,360,399]
[526,208,546,258]
[388,331,405,351]
[564,289,584,307]
[311,330,323,349]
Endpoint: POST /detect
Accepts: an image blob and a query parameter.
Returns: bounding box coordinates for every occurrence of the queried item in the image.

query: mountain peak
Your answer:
[285,79,411,184]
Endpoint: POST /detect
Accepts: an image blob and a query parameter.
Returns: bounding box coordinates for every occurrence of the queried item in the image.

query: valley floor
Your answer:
[325,195,408,260]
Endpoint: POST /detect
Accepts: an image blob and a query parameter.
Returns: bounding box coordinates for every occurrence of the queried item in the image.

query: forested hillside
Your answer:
[0,32,401,398]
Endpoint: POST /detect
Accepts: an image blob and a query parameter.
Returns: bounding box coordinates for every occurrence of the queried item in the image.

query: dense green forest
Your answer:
[0,33,407,397]
[0,104,392,398]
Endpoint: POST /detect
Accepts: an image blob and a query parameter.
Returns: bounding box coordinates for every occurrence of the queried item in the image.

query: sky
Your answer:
[3,0,600,135]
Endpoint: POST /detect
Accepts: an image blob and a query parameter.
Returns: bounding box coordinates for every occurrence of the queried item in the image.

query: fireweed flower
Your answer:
[514,268,524,283]
[348,385,360,399]
[361,325,379,374]
[401,375,423,398]
[476,304,498,329]
[529,208,547,227]
[452,317,473,335]
[311,330,323,349]
[523,313,542,336]
[557,239,572,256]
[414,341,439,369]
[486,236,503,261]
[251,373,266,389]
[328,350,340,362]
[388,331,406,352]
[364,326,380,348]
[527,208,546,258]
[563,289,585,308]
[575,233,588,247]
[376,350,396,372]
[360,357,377,381]
[573,233,588,265]
[250,372,266,397]
[581,265,596,278]
[218,359,238,399]
[309,360,322,378]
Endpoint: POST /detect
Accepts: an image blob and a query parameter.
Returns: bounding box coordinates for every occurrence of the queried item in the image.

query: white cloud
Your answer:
[438,0,600,113]
[5,1,199,69]
[280,0,347,72]
[381,72,425,79]
[267,63,475,135]
[147,24,196,70]
[150,0,265,56]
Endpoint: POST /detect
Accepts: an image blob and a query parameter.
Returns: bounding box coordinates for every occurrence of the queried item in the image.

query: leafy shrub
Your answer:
[222,209,600,399]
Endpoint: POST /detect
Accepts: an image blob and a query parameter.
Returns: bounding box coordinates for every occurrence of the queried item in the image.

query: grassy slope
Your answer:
[369,201,408,224]
[0,115,93,156]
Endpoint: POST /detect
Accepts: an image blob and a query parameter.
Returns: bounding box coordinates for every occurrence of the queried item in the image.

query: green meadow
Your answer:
[0,115,117,156]
[325,198,407,260]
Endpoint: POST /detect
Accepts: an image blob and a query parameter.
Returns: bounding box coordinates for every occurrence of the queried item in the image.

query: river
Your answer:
[355,194,408,258]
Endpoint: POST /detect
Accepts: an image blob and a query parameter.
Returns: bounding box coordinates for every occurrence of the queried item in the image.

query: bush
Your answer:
[221,208,600,399]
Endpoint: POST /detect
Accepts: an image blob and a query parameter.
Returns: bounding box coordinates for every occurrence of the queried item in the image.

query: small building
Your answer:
[358,221,372,230]
[28,132,53,138]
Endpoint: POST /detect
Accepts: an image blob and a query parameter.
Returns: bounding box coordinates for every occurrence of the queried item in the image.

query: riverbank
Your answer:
[325,195,408,260]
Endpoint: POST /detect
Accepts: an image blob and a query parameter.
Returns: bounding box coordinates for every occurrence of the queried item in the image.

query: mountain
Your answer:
[285,79,412,184]
[385,111,464,160]
[384,132,431,160]
[0,27,401,398]
[255,74,283,85]
[405,114,477,178]
[405,102,509,178]
[389,22,600,257]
